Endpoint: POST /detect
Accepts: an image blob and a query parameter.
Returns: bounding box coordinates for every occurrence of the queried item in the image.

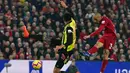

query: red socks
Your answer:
[100,60,108,73]
[88,46,98,54]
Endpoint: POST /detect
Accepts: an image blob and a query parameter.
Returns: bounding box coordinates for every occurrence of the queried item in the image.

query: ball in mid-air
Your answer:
[20,0,25,4]
[32,60,42,70]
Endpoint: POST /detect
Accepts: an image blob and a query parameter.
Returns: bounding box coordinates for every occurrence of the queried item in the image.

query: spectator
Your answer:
[39,56,44,60]
[0,51,4,59]
[4,47,11,59]
[119,54,126,62]
[73,51,81,60]
[45,53,51,60]
[19,53,25,60]
[54,53,59,60]
[80,29,87,41]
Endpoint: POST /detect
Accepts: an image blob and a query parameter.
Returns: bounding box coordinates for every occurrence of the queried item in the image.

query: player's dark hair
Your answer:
[63,13,71,22]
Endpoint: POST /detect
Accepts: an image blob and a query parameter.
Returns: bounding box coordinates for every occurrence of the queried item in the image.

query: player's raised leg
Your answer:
[89,42,103,54]
[100,49,109,73]
[83,41,104,56]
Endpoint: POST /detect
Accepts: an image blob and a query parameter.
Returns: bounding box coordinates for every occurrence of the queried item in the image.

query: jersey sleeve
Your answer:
[90,20,107,37]
[64,27,73,47]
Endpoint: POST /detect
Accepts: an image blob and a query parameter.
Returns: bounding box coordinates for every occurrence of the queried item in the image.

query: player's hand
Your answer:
[56,46,62,51]
[56,46,61,51]
[54,48,58,53]
[84,35,90,39]
[60,1,68,8]
[56,45,64,51]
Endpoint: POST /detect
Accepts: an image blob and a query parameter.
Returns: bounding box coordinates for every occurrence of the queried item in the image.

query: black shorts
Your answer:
[55,49,73,69]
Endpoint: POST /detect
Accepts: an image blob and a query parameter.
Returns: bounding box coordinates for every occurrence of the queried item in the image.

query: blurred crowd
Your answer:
[0,0,130,62]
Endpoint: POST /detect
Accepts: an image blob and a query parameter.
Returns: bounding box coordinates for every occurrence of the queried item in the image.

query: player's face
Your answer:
[93,16,101,24]
[93,18,99,23]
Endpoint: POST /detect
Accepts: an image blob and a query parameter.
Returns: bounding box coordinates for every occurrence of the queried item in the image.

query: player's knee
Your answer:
[53,68,56,73]
[95,42,103,48]
[105,49,110,55]
[53,68,60,73]
[103,49,109,60]
[53,69,58,73]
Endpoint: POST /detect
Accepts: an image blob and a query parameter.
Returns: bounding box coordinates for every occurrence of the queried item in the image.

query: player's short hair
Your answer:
[92,13,101,22]
[63,13,71,22]
[93,13,101,19]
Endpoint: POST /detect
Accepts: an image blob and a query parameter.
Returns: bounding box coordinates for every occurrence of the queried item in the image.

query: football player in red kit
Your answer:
[83,13,116,73]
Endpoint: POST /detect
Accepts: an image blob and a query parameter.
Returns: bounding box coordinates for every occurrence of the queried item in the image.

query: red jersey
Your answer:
[90,16,116,37]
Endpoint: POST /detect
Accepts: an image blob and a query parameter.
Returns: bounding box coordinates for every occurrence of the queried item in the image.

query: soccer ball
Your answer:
[20,0,25,4]
[32,60,42,70]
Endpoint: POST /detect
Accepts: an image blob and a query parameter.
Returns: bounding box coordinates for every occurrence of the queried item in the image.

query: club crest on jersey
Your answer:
[101,21,105,24]
[68,30,72,33]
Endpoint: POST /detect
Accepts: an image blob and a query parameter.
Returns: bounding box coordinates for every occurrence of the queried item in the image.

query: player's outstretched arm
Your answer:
[89,24,105,37]
[60,1,74,19]
[83,23,106,40]
[84,24,105,39]
[60,1,68,8]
